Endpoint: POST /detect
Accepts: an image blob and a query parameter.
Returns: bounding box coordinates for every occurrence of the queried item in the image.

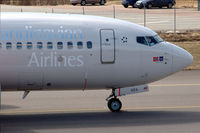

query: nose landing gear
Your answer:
[105,85,149,112]
[106,88,122,112]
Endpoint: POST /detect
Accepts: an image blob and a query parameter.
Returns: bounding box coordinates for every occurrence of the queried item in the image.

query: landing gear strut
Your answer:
[106,88,122,112]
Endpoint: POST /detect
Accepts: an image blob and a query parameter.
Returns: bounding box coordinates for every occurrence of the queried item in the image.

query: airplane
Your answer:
[0,12,193,112]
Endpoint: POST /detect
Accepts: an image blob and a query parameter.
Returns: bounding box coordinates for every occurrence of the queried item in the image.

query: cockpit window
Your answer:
[154,35,164,43]
[146,36,157,46]
[137,35,163,47]
[137,37,148,46]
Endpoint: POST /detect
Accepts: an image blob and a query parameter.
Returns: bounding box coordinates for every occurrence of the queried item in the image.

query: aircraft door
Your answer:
[100,29,115,64]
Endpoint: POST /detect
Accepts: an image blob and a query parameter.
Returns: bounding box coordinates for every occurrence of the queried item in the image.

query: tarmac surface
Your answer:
[1,5,200,31]
[0,70,200,133]
[0,5,200,133]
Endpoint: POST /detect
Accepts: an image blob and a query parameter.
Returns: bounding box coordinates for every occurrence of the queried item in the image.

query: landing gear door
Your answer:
[100,29,115,64]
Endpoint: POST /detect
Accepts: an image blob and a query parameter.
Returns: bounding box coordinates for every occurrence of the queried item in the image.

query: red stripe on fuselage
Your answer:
[83,79,87,91]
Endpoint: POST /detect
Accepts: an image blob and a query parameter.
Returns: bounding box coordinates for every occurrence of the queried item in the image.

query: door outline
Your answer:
[100,29,115,64]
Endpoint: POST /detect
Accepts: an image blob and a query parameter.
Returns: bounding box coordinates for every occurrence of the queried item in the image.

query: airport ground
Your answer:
[0,4,200,133]
[1,4,200,31]
[1,70,200,133]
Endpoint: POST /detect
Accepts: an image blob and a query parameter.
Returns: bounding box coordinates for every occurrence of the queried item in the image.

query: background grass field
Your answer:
[175,41,200,70]
[176,0,198,8]
[159,32,200,70]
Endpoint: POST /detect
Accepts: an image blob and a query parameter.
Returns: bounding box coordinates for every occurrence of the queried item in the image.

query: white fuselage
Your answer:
[0,12,193,91]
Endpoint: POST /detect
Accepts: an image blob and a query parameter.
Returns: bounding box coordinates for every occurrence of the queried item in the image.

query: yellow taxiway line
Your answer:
[150,84,200,87]
[0,83,200,115]
[1,105,200,115]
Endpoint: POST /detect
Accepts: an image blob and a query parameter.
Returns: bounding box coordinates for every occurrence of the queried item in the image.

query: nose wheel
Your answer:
[106,88,122,112]
[107,98,122,112]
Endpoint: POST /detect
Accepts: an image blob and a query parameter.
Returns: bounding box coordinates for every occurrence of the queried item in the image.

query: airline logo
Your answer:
[0,26,83,41]
[28,52,84,68]
[153,56,164,62]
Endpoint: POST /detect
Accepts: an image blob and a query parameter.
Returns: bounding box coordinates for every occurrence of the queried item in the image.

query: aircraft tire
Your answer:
[123,4,128,8]
[107,98,122,112]
[147,3,152,9]
[138,4,143,9]
[81,0,86,6]
[99,0,105,5]
[167,3,173,8]
[132,3,137,8]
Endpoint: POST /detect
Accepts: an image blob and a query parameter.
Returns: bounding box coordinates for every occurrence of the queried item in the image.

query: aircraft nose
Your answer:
[172,45,193,72]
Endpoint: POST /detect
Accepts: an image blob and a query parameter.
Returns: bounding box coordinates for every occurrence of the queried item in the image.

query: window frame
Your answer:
[57,42,63,50]
[16,42,23,50]
[87,41,92,49]
[37,42,43,50]
[47,42,53,49]
[6,42,12,50]
[67,41,73,49]
[27,42,33,50]
[77,41,83,49]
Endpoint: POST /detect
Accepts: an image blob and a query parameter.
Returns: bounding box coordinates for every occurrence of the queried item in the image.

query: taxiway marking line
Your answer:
[125,105,200,110]
[1,105,200,115]
[149,84,200,87]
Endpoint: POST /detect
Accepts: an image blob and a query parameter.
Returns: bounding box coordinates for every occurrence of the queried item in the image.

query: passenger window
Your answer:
[146,36,158,46]
[57,42,63,49]
[16,42,22,49]
[67,42,73,49]
[137,37,148,46]
[6,42,12,49]
[27,42,33,49]
[77,41,83,49]
[47,42,53,49]
[0,43,2,49]
[87,41,92,49]
[37,42,43,49]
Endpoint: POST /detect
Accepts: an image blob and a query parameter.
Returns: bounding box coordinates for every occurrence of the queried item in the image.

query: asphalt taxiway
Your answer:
[0,70,200,133]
